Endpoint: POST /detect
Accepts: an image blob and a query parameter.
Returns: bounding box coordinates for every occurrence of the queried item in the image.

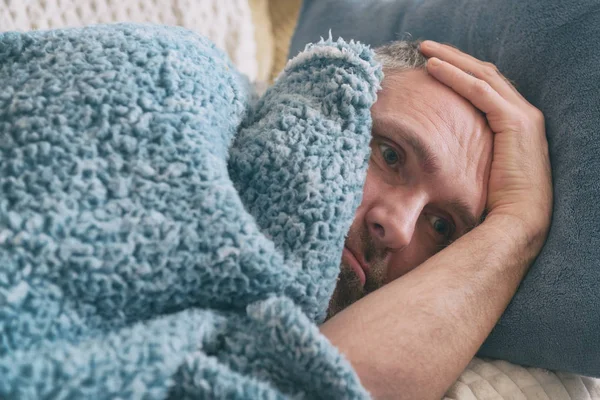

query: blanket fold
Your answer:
[0,24,382,399]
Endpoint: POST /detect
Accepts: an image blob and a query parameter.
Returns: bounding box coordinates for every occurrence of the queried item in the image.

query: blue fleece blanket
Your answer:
[0,24,382,399]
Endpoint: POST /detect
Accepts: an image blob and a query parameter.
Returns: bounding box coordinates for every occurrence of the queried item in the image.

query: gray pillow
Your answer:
[290,0,600,377]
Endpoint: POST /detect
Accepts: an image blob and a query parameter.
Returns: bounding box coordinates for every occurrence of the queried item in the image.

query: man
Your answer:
[323,40,552,399]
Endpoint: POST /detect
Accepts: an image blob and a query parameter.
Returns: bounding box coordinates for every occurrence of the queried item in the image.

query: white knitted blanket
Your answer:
[0,0,258,81]
[447,358,600,400]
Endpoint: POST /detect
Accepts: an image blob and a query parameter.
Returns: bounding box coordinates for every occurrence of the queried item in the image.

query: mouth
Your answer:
[342,246,368,287]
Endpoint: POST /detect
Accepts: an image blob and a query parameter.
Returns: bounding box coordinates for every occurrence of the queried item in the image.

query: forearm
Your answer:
[320,215,540,399]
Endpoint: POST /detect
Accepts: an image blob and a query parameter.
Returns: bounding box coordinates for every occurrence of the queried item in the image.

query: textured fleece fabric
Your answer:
[0,24,382,399]
[290,0,600,378]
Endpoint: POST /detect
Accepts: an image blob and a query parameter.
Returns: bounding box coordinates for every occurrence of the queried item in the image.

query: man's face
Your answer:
[328,69,494,316]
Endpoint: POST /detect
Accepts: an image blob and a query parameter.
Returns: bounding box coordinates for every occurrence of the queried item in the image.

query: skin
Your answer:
[328,68,494,317]
[322,41,552,399]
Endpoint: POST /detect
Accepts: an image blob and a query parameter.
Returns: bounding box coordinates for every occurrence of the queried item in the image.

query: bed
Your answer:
[2,1,598,398]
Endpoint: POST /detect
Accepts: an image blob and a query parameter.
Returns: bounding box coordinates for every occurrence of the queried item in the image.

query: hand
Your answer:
[419,41,553,254]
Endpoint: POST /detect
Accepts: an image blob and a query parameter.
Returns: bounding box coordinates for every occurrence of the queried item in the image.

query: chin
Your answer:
[326,263,366,320]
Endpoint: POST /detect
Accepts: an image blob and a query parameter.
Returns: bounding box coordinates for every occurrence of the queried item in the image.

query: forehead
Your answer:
[374,69,488,143]
[372,69,493,220]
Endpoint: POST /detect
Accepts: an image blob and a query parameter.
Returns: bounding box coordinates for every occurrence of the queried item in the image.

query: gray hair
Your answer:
[374,40,427,74]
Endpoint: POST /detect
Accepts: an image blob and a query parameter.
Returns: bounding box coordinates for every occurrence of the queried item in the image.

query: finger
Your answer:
[448,49,527,103]
[422,41,528,102]
[420,41,522,102]
[426,57,509,115]
[420,41,483,68]
[420,41,518,100]
[425,40,530,104]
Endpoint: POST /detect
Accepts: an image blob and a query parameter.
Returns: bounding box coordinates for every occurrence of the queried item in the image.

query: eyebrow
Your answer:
[448,199,479,232]
[374,118,441,174]
[374,117,479,230]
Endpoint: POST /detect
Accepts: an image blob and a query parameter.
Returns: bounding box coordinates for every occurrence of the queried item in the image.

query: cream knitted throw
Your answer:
[0,0,259,81]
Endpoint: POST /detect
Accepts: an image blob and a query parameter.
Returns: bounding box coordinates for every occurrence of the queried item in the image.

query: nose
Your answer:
[365,189,426,251]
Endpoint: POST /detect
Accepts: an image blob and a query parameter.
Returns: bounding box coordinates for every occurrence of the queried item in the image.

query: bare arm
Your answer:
[322,214,540,399]
[321,41,553,399]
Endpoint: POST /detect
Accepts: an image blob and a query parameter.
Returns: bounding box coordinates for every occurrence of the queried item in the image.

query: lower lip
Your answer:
[342,247,366,287]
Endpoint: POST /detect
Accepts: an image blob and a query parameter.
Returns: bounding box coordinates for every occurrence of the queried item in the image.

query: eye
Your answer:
[428,215,455,241]
[378,143,401,166]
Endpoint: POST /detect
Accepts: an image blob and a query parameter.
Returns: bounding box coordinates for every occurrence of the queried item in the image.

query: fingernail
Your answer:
[428,57,442,67]
[423,40,439,49]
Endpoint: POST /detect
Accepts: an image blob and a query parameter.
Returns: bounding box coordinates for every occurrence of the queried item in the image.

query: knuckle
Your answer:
[450,69,465,86]
[473,79,492,95]
[514,118,529,133]
[512,111,542,134]
[502,109,529,132]
[482,62,499,77]
[531,108,545,125]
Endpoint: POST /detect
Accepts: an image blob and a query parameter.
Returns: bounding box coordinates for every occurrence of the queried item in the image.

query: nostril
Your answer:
[373,223,385,238]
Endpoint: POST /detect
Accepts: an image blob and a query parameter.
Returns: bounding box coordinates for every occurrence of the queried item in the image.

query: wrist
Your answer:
[481,212,548,263]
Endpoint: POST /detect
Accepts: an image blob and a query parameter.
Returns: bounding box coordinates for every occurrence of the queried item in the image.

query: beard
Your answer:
[327,262,365,319]
[326,230,388,320]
